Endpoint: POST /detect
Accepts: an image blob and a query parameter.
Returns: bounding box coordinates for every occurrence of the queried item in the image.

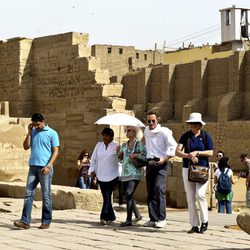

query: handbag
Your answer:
[131,141,148,168]
[131,158,148,168]
[188,164,209,184]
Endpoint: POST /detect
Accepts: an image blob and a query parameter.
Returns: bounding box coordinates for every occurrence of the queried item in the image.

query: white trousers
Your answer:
[182,168,209,227]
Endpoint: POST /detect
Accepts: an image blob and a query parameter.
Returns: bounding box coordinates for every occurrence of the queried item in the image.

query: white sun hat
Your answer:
[185,112,206,126]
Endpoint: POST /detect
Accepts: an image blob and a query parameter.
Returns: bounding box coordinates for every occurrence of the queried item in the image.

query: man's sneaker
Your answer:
[143,220,155,227]
[38,224,50,229]
[14,221,30,229]
[187,226,199,234]
[154,220,166,228]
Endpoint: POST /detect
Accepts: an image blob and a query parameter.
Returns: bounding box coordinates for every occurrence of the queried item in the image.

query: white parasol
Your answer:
[95,113,145,127]
[95,113,145,143]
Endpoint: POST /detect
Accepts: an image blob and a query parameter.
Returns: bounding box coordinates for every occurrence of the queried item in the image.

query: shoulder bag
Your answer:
[188,164,209,184]
[131,141,148,168]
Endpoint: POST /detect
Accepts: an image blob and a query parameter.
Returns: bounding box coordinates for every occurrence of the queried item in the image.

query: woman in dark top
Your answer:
[77,149,91,189]
[175,113,213,234]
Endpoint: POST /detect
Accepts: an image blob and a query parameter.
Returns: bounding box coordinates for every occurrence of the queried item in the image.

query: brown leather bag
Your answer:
[188,165,209,184]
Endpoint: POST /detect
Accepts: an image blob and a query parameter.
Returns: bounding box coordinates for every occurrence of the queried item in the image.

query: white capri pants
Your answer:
[182,168,209,227]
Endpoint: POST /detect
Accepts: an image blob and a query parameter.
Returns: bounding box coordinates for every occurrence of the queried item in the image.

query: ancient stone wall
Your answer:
[1,31,250,190]
[91,44,162,83]
[0,32,128,186]
[122,50,250,169]
[0,115,30,182]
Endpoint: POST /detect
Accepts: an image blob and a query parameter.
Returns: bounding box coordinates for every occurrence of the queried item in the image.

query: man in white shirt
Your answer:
[144,111,177,228]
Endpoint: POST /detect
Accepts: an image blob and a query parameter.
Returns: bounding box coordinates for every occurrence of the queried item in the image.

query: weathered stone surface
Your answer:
[236,210,250,235]
[0,182,102,211]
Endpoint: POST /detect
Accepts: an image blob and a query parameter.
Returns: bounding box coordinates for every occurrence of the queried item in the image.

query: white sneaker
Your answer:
[143,220,155,227]
[154,220,166,228]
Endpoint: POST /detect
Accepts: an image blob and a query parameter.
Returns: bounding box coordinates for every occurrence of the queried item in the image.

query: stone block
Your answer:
[91,69,110,84]
[172,162,183,177]
[236,210,250,235]
[88,57,101,71]
[102,84,123,97]
[77,45,91,58]
[167,191,177,207]
[0,182,102,211]
[167,176,177,192]
[176,192,188,208]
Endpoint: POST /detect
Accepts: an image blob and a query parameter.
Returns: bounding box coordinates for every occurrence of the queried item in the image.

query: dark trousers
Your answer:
[118,180,124,205]
[98,177,118,221]
[146,163,168,222]
[122,180,141,222]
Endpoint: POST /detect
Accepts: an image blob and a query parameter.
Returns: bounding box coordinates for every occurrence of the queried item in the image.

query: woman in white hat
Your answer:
[175,112,213,234]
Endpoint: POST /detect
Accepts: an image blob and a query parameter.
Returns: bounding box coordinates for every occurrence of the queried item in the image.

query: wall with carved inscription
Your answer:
[0,32,129,185]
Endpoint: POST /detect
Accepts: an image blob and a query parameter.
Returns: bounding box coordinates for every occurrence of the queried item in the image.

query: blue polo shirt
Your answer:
[29,125,60,167]
[179,130,213,168]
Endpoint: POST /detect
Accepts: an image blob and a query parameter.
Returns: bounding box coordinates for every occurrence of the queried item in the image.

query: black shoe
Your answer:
[200,222,208,233]
[187,226,199,234]
[120,221,132,227]
[132,215,142,223]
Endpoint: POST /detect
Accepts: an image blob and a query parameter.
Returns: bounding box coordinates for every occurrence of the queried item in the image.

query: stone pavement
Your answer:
[0,198,249,250]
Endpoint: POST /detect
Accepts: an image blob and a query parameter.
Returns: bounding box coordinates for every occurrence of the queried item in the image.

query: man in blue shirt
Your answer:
[14,113,60,229]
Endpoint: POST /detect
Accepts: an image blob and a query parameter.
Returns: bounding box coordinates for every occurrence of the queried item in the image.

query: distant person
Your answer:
[214,156,240,214]
[144,111,177,228]
[213,150,224,172]
[240,154,250,208]
[14,113,60,229]
[175,112,213,234]
[117,126,147,227]
[89,128,119,225]
[77,149,91,189]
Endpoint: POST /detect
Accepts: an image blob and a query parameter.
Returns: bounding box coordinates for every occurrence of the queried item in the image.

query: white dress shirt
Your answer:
[89,141,119,182]
[144,124,177,159]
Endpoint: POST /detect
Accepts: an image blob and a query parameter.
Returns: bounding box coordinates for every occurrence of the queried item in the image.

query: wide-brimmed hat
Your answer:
[185,112,206,126]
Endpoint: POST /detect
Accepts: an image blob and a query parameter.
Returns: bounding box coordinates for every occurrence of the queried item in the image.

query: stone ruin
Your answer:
[0,31,250,208]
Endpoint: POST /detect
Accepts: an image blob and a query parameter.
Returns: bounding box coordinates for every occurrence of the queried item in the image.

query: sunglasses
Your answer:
[217,155,223,158]
[147,120,156,124]
[124,129,132,133]
[84,154,89,157]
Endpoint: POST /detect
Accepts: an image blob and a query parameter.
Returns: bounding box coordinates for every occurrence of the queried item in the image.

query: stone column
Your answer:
[182,60,207,123]
[217,51,245,122]
[1,101,9,116]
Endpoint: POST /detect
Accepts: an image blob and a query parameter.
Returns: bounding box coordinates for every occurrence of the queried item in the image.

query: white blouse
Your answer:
[89,141,119,182]
[214,168,233,179]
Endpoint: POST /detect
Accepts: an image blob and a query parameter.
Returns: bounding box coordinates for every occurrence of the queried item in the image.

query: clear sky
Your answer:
[0,0,248,50]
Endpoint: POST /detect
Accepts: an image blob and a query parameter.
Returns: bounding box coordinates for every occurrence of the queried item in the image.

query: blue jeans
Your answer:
[78,176,91,189]
[146,163,168,221]
[218,200,232,214]
[122,180,141,222]
[21,166,53,225]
